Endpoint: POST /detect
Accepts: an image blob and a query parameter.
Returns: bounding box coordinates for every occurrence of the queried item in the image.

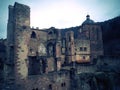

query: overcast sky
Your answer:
[0,0,120,39]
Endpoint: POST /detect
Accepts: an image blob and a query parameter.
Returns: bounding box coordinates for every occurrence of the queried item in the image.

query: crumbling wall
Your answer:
[16,70,70,90]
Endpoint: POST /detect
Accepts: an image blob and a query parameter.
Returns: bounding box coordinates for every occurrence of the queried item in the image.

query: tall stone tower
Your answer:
[6,2,30,90]
[55,30,62,71]
[6,5,15,90]
[82,15,103,62]
[65,31,75,63]
[47,27,62,71]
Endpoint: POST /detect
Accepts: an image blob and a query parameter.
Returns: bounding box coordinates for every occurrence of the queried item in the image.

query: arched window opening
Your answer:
[28,56,40,75]
[83,56,86,59]
[69,36,71,42]
[48,45,54,56]
[48,31,53,35]
[48,84,52,90]
[84,47,87,51]
[31,31,36,38]
[61,82,66,87]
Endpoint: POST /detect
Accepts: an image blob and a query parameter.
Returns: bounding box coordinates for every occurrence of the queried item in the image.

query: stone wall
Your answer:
[16,70,70,90]
[75,40,90,63]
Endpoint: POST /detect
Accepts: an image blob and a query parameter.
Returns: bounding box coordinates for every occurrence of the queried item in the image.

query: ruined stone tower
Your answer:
[6,2,30,89]
[65,31,75,63]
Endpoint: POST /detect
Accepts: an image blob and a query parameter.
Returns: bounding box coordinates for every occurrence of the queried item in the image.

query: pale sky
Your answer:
[0,0,120,38]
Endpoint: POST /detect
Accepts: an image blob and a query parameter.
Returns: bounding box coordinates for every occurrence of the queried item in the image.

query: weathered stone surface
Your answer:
[1,2,120,90]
